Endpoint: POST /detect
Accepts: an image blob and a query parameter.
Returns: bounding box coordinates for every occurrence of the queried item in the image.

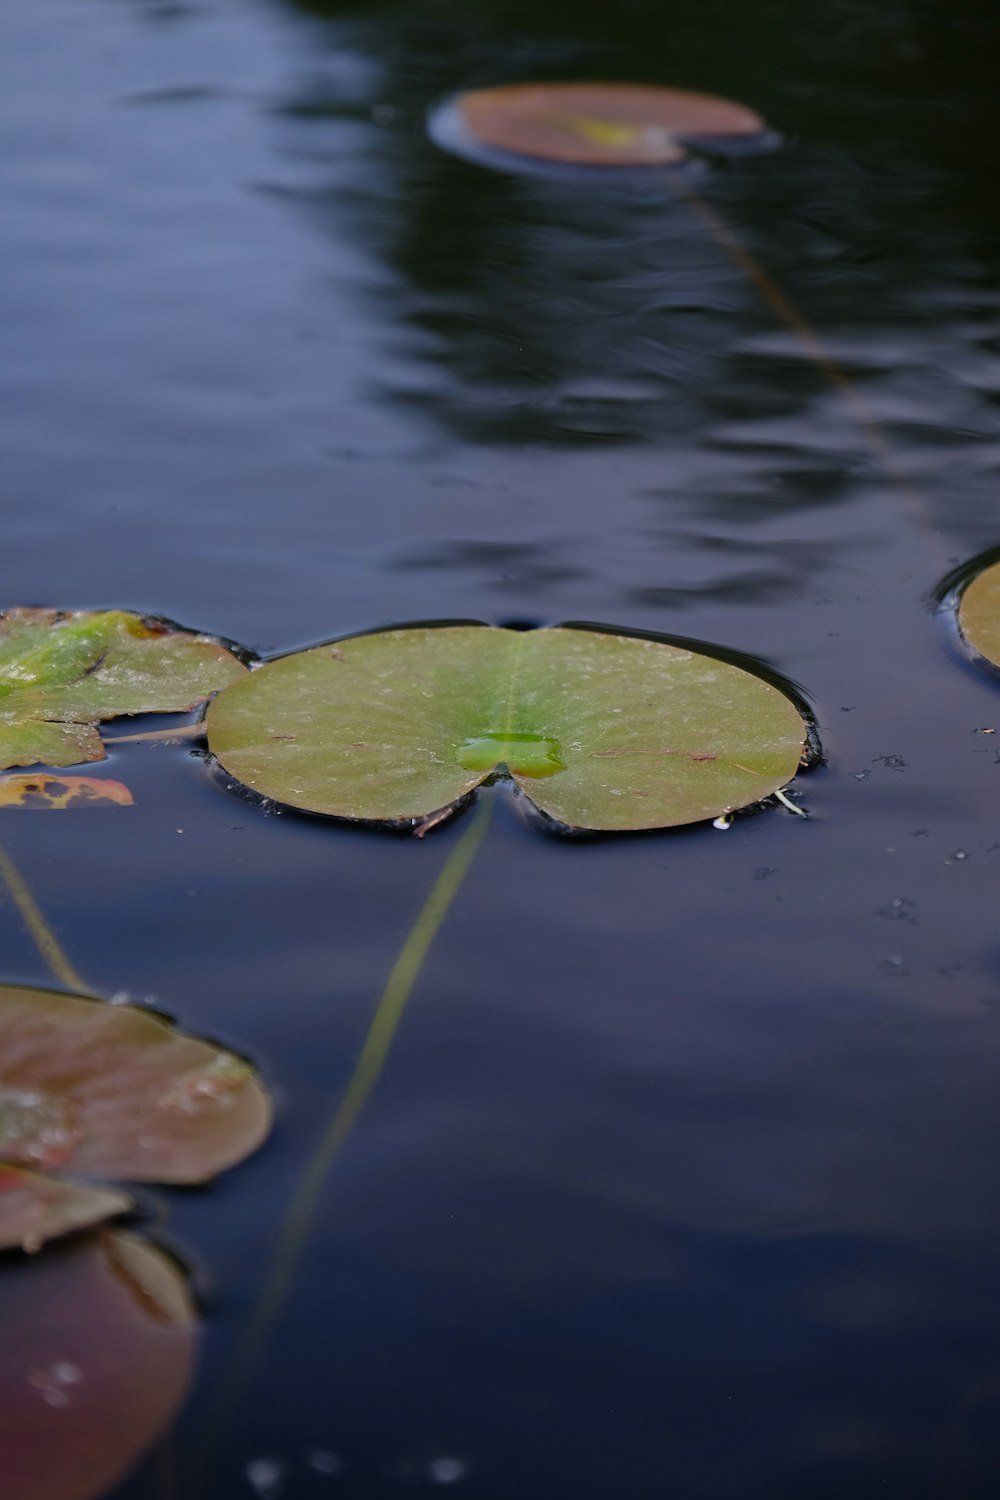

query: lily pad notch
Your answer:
[206,622,813,833]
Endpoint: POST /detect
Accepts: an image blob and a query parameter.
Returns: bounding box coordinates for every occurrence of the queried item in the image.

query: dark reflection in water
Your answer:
[5,0,1000,1497]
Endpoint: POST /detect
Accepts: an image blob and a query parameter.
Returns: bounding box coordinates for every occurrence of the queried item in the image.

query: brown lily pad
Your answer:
[0,1229,196,1500]
[0,1165,130,1253]
[0,775,134,808]
[445,81,767,168]
[0,984,272,1189]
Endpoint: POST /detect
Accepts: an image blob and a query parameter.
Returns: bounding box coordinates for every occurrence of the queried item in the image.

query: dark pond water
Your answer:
[5,0,1000,1496]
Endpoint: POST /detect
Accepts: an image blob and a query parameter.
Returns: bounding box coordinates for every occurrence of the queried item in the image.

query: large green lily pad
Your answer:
[1,1229,195,1500]
[0,984,272,1190]
[0,607,246,770]
[206,624,807,832]
[958,559,1000,669]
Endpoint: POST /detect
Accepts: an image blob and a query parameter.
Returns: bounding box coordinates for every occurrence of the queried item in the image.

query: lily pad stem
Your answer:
[0,839,91,994]
[196,795,494,1491]
[673,178,943,560]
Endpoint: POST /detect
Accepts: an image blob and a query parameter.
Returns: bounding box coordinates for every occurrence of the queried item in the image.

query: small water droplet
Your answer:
[246,1457,285,1499]
[429,1456,470,1485]
[157,1054,247,1115]
[0,1088,80,1169]
[28,1362,82,1406]
[306,1448,342,1477]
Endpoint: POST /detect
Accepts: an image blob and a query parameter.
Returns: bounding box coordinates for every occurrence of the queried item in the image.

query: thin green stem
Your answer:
[196,795,494,1492]
[0,838,91,994]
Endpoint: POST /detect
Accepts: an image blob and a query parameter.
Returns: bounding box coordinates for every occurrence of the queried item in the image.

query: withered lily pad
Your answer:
[958,559,1000,670]
[0,984,272,1194]
[1,1229,195,1500]
[0,775,134,808]
[0,607,246,771]
[206,624,807,832]
[431,81,770,172]
[0,1165,130,1253]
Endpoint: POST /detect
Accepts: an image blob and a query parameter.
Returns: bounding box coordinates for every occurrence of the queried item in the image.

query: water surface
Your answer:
[4,1,1000,1496]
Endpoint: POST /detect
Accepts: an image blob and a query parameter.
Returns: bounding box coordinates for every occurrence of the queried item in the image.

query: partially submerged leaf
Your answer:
[0,1164,130,1252]
[0,984,272,1184]
[206,624,807,832]
[0,775,134,808]
[0,1229,195,1500]
[433,81,769,171]
[958,559,1000,669]
[0,608,246,771]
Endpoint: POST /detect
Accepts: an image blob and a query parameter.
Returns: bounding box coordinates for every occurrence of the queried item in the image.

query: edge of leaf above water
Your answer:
[0,607,247,772]
[205,620,814,835]
[0,983,274,1252]
[428,80,779,179]
[943,551,1000,678]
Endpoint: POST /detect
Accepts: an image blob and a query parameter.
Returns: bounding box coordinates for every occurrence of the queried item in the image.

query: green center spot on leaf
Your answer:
[457,732,566,778]
[206,623,809,833]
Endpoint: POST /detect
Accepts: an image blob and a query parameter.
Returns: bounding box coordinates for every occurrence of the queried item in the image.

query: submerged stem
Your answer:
[673,178,941,555]
[0,839,91,994]
[196,795,494,1490]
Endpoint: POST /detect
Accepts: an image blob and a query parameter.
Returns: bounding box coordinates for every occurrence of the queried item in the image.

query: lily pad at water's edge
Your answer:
[0,1230,195,1500]
[957,558,1000,670]
[0,775,134,808]
[0,984,272,1188]
[430,81,773,174]
[206,624,808,832]
[0,608,246,771]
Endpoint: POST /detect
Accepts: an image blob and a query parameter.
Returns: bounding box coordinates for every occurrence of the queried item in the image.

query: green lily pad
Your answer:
[1,1229,195,1500]
[0,1164,130,1253]
[0,984,272,1189]
[958,559,1000,669]
[0,607,246,770]
[430,81,772,173]
[206,624,807,832]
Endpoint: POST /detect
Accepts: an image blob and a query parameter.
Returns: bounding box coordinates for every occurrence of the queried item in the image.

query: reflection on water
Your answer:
[5,0,1000,1496]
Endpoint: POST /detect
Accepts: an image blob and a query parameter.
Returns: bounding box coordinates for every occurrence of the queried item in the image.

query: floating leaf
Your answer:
[0,1164,130,1253]
[206,624,807,832]
[431,81,769,171]
[0,984,272,1187]
[0,607,246,771]
[0,775,134,808]
[958,559,1000,669]
[0,1229,195,1500]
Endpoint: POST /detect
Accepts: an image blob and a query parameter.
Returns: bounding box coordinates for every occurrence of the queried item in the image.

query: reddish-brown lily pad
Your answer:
[0,1229,196,1500]
[434,81,769,171]
[0,1165,130,1253]
[0,984,272,1189]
